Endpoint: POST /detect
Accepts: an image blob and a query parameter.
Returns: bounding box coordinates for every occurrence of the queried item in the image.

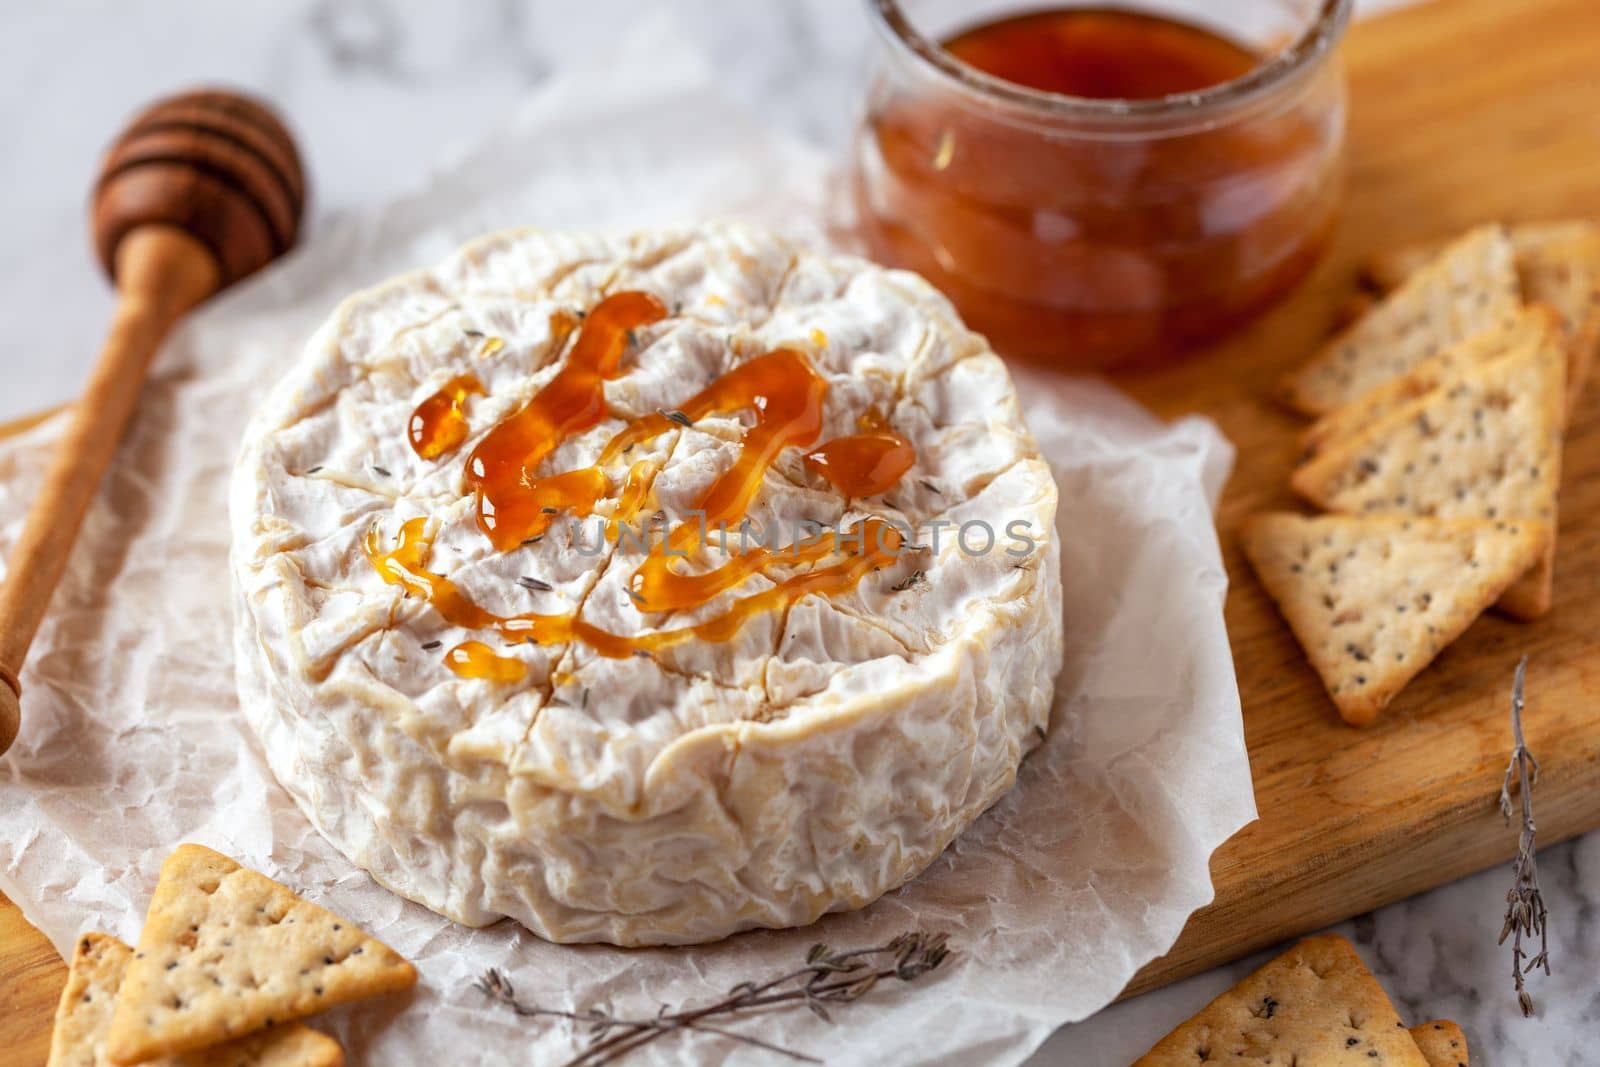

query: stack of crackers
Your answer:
[1244,220,1600,725]
[47,844,416,1066]
[1134,934,1468,1065]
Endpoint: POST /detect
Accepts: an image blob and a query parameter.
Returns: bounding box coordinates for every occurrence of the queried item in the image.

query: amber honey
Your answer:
[445,640,528,683]
[368,292,915,666]
[409,373,484,459]
[854,1,1349,368]
[804,408,917,498]
[943,8,1256,100]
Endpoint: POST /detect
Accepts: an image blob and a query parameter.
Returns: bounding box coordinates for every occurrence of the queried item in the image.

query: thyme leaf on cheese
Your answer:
[1497,656,1550,1018]
[891,570,927,593]
[475,930,952,1065]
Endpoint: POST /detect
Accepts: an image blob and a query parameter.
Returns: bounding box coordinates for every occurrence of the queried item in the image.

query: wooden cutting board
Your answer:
[1115,0,1600,995]
[3,0,1599,1057]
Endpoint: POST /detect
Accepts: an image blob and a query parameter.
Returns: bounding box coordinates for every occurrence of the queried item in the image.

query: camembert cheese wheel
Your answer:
[229,223,1063,945]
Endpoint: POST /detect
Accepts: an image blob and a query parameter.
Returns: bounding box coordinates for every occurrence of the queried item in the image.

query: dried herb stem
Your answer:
[475,976,815,1064]
[476,930,951,1066]
[1496,656,1549,1018]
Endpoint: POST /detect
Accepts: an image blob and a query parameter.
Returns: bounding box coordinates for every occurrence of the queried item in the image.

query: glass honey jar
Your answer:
[851,0,1353,369]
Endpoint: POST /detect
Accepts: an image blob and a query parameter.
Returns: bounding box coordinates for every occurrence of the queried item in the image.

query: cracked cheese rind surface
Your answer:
[229,223,1065,945]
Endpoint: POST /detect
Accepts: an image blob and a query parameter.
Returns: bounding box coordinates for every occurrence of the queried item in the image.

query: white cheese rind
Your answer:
[229,223,1064,944]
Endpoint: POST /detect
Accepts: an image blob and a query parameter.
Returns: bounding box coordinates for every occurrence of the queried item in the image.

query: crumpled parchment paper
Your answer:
[0,13,1253,1065]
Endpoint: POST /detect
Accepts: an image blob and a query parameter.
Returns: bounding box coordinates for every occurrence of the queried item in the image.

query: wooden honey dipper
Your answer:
[0,89,306,755]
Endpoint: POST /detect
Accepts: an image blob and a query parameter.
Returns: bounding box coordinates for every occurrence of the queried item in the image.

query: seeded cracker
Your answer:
[1240,514,1548,725]
[1300,306,1558,458]
[1132,934,1429,1065]
[48,932,342,1067]
[1280,224,1519,415]
[105,845,415,1065]
[1409,1020,1470,1067]
[1365,219,1600,411]
[1290,332,1564,619]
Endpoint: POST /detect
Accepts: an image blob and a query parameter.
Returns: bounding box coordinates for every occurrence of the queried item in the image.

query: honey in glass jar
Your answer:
[852,0,1353,369]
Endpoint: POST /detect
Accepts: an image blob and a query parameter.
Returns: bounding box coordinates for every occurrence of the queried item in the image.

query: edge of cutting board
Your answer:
[1111,0,1600,999]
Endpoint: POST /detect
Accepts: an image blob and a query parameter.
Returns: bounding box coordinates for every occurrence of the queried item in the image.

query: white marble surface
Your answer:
[2,1,1595,1063]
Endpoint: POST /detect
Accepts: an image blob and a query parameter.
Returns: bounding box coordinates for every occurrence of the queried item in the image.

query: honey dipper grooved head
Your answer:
[92,87,307,289]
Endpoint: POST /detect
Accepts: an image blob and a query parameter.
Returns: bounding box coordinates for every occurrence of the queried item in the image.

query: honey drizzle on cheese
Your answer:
[803,408,916,498]
[365,516,903,660]
[367,290,918,668]
[466,291,669,551]
[445,640,527,683]
[408,374,485,459]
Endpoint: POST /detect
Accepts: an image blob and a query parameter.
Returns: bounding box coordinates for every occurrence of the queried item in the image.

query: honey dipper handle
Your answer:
[0,226,219,755]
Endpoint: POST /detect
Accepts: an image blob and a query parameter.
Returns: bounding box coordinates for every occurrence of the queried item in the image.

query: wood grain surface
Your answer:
[1116,0,1600,997]
[0,890,64,1066]
[3,0,1600,1059]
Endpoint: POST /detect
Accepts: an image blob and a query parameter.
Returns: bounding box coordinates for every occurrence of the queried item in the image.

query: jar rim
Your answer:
[866,0,1353,121]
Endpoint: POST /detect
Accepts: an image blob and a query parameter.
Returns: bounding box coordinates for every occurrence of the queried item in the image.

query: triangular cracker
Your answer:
[1496,543,1558,620]
[1241,513,1548,725]
[106,846,415,1065]
[1133,934,1430,1065]
[1300,305,1558,458]
[1365,219,1600,410]
[1290,334,1565,620]
[1281,224,1520,415]
[1410,1020,1470,1067]
[48,932,343,1067]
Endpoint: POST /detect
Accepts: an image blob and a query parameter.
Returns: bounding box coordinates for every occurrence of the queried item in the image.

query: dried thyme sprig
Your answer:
[475,930,952,1066]
[1496,656,1549,1018]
